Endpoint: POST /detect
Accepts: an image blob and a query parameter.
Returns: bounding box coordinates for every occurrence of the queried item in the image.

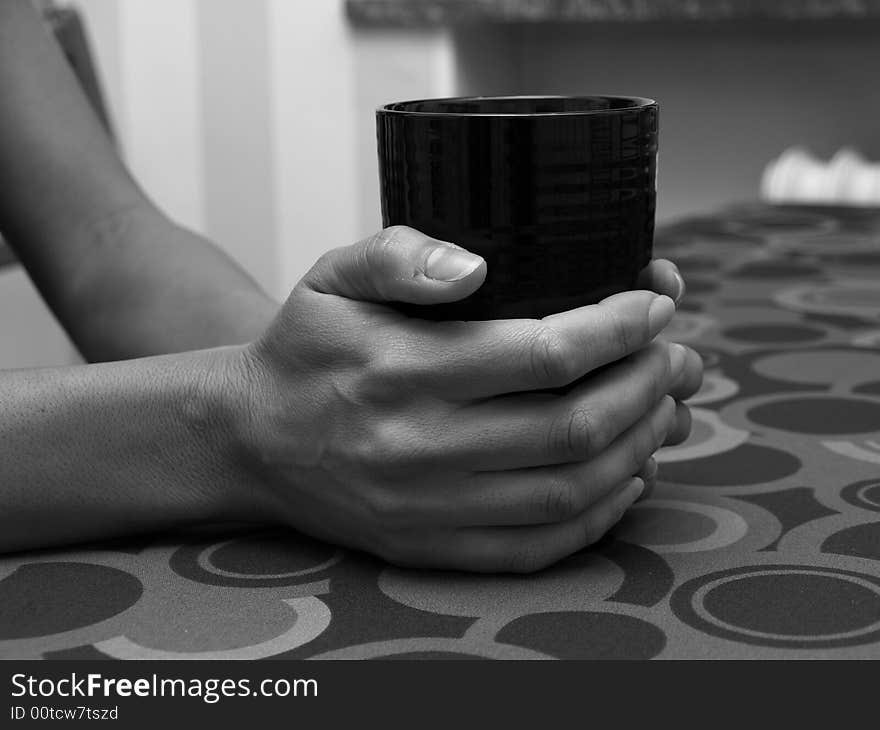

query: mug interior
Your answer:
[380,95,654,116]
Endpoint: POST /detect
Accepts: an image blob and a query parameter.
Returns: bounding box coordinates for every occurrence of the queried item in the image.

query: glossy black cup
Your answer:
[376,95,659,320]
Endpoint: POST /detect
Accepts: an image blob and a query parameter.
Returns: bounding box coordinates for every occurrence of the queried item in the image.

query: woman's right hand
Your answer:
[225,226,701,573]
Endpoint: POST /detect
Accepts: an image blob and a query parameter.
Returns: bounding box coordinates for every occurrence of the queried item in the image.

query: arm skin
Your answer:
[0,348,268,552]
[0,0,277,361]
[0,0,276,552]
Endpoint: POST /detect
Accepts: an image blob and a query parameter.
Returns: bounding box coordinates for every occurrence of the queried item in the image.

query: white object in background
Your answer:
[762,147,880,205]
[828,148,864,200]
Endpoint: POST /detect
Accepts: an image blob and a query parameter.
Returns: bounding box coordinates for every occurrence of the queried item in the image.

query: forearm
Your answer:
[0,0,143,269]
[59,205,278,360]
[0,348,264,553]
[0,1,277,360]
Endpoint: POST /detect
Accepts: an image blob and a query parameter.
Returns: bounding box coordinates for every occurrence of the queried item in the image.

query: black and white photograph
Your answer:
[0,0,878,722]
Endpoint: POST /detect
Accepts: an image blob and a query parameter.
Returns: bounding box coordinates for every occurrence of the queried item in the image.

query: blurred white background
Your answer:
[4,0,880,368]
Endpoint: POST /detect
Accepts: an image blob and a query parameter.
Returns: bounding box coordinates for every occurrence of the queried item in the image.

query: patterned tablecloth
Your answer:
[2,203,880,660]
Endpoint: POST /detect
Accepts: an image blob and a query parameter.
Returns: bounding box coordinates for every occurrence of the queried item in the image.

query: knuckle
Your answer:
[353,420,408,471]
[363,226,409,281]
[605,307,635,357]
[373,225,408,252]
[527,324,573,386]
[536,473,582,522]
[549,405,600,459]
[360,347,413,401]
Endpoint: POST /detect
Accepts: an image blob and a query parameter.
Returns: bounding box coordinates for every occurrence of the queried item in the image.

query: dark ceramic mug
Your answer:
[376,95,658,320]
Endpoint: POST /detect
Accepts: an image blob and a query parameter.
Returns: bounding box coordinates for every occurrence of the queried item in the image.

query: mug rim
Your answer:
[377,94,657,118]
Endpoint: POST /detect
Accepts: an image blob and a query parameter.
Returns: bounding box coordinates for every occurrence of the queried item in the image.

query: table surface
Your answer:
[2,202,880,660]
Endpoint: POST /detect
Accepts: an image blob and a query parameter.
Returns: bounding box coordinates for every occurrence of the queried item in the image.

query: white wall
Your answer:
[352,28,456,236]
[516,20,880,222]
[267,0,359,289]
[0,269,77,368]
[199,0,276,290]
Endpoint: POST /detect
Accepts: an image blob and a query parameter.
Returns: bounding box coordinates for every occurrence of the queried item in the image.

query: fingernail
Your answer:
[673,270,686,305]
[648,295,676,336]
[669,342,687,380]
[425,246,483,282]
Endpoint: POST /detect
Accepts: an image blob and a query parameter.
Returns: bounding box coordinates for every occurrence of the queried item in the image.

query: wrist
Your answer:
[182,345,276,525]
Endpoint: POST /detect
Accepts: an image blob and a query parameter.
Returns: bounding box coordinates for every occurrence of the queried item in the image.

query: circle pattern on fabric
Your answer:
[4,203,880,661]
[751,350,880,386]
[852,331,880,348]
[686,371,739,405]
[659,443,801,486]
[841,479,880,513]
[820,252,880,267]
[724,324,825,344]
[662,312,717,343]
[671,566,880,648]
[0,563,142,639]
[822,523,880,562]
[496,611,665,659]
[616,500,747,553]
[618,507,715,545]
[656,408,749,464]
[776,283,880,320]
[747,397,880,434]
[379,652,485,660]
[673,255,723,273]
[208,531,338,578]
[770,231,879,256]
[722,208,837,236]
[682,278,719,295]
[732,262,823,279]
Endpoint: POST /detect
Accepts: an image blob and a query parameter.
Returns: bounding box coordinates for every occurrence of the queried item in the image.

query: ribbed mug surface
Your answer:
[377,95,658,320]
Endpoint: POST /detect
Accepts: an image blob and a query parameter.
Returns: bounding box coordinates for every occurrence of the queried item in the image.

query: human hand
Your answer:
[633,257,703,493]
[227,226,701,572]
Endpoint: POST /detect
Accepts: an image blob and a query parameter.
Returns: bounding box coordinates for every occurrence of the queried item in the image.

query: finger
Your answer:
[373,290,678,402]
[417,396,675,527]
[664,401,692,446]
[413,477,645,573]
[670,345,704,401]
[302,225,487,305]
[638,258,685,304]
[431,341,682,470]
[636,457,659,500]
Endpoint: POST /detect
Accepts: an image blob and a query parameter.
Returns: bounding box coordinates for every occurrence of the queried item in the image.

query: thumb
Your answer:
[303,225,486,305]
